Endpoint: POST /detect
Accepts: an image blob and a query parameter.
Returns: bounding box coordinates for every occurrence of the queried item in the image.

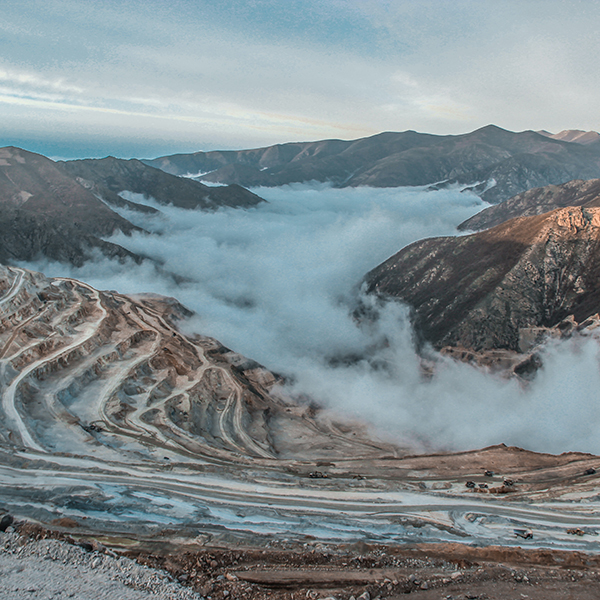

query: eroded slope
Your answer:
[0,264,380,462]
[365,207,600,352]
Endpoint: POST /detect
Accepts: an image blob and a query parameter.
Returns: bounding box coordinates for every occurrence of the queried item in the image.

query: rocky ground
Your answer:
[0,527,202,600]
[4,265,600,599]
[3,521,600,600]
[365,206,600,354]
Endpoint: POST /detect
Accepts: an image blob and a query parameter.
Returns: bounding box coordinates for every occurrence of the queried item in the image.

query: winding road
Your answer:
[2,265,600,552]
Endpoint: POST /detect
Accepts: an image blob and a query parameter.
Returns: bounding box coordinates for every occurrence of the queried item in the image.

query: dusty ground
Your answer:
[0,527,203,600]
[138,545,600,600]
[6,521,600,600]
[4,441,600,599]
[4,267,600,599]
[127,539,600,600]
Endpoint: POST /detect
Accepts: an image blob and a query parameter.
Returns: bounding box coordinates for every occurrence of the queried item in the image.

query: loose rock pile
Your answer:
[0,530,204,600]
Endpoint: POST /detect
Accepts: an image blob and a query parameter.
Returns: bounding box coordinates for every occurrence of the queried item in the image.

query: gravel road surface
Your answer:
[0,531,203,600]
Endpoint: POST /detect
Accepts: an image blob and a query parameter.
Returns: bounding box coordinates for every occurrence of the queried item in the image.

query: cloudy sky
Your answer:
[2,0,600,159]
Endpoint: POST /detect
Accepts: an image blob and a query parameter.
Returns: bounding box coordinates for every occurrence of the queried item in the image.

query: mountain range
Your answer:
[4,128,600,366]
[0,147,264,266]
[58,156,263,211]
[4,130,600,579]
[538,129,600,145]
[145,125,600,204]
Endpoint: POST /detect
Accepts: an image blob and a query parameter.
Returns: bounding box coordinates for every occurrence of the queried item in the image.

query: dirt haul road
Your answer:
[2,266,600,598]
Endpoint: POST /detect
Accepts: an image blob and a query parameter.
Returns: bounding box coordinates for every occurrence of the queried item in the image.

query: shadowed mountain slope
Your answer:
[145,125,600,204]
[460,178,600,232]
[0,147,265,268]
[59,156,264,210]
[0,147,142,266]
[365,207,600,352]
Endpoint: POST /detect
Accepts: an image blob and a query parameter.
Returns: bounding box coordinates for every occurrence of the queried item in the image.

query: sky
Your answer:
[2,0,600,159]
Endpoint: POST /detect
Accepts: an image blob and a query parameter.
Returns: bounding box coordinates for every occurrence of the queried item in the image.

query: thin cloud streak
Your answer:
[3,1,600,157]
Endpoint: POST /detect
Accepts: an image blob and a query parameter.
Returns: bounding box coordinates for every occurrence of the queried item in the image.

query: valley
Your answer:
[2,264,600,561]
[5,1,600,595]
[2,132,600,598]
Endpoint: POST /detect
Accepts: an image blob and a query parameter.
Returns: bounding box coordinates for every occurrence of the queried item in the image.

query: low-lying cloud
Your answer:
[24,184,600,455]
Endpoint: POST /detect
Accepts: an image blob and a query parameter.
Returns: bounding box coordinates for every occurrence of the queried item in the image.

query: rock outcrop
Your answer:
[460,178,600,232]
[145,125,600,204]
[365,207,600,353]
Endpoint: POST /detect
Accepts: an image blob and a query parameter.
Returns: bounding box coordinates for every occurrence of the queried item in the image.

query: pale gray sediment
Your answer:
[0,531,203,600]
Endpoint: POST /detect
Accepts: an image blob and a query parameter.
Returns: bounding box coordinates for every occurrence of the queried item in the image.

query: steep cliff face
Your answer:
[460,178,600,232]
[365,207,600,352]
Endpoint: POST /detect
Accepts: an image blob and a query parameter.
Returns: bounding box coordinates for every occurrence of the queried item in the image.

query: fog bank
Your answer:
[24,184,600,455]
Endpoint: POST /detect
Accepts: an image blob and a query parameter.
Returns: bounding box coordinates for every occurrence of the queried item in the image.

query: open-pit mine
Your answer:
[2,262,600,563]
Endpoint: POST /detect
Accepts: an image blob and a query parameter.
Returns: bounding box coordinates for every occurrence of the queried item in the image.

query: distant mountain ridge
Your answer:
[0,147,265,267]
[538,129,600,145]
[144,125,600,204]
[59,156,263,211]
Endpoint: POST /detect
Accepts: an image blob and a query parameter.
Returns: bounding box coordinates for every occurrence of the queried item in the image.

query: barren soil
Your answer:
[4,522,600,600]
[3,266,600,599]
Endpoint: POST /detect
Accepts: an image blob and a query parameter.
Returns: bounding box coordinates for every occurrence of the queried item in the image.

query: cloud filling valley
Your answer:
[23,184,600,455]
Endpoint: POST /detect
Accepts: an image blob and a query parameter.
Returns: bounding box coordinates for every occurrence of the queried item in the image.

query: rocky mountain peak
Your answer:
[365,206,600,354]
[538,129,600,145]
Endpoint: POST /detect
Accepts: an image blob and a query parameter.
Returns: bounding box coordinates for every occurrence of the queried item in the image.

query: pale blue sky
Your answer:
[2,0,599,158]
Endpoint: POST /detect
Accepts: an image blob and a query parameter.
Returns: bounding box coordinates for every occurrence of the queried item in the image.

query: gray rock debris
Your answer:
[0,531,204,600]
